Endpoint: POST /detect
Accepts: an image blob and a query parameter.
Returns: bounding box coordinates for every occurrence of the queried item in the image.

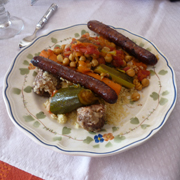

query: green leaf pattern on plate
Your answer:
[158,70,168,75]
[146,47,151,52]
[51,37,58,43]
[33,71,37,76]
[24,86,32,93]
[62,127,71,135]
[83,136,93,144]
[139,42,144,47]
[35,52,40,56]
[112,127,119,132]
[114,135,126,143]
[12,88,21,95]
[150,92,159,101]
[105,142,113,147]
[74,33,80,38]
[23,60,29,65]
[93,144,99,148]
[33,121,41,128]
[27,54,33,59]
[54,45,61,48]
[159,98,168,105]
[19,68,29,75]
[130,117,140,124]
[53,137,62,141]
[141,124,150,129]
[36,112,46,119]
[150,70,155,76]
[162,91,169,96]
[23,115,34,122]
[81,30,88,35]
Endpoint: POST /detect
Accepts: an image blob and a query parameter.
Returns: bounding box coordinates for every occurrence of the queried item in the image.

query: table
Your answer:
[1,0,180,179]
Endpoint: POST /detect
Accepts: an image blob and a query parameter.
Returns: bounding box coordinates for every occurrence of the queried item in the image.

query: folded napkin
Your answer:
[0,161,42,180]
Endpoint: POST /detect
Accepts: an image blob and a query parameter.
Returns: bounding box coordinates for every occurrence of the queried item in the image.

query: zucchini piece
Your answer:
[94,64,134,88]
[50,86,98,115]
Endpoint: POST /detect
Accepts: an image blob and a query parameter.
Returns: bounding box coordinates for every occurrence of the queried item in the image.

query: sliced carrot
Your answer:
[86,72,121,95]
[77,61,91,73]
[39,49,57,62]
[39,50,49,58]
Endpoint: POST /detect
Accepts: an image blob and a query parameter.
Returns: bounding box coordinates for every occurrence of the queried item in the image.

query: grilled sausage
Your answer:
[87,20,158,65]
[31,56,118,104]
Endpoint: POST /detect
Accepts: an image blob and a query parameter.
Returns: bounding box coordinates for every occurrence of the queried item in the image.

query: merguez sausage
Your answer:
[87,20,158,65]
[31,56,118,104]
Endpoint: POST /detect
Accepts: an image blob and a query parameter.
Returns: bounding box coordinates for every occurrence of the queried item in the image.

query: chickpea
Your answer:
[61,44,66,50]
[135,82,143,91]
[86,60,91,64]
[91,54,99,59]
[110,42,116,48]
[84,53,90,58]
[75,56,79,62]
[63,58,69,66]
[91,59,99,67]
[102,46,110,52]
[122,60,127,67]
[126,68,135,77]
[53,48,63,55]
[70,61,76,68]
[131,92,140,101]
[125,55,133,62]
[100,72,109,79]
[104,53,113,63]
[133,78,139,85]
[141,78,150,87]
[69,53,75,61]
[86,62,92,69]
[57,54,63,63]
[75,52,82,57]
[65,44,70,50]
[79,56,86,61]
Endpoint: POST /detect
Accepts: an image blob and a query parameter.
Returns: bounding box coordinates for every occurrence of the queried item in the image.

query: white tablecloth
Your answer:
[1,0,180,179]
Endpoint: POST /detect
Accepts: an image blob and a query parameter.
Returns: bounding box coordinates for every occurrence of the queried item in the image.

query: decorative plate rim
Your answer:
[3,24,177,157]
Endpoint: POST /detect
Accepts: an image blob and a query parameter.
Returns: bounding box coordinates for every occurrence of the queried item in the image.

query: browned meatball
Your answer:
[77,104,105,132]
[33,69,61,97]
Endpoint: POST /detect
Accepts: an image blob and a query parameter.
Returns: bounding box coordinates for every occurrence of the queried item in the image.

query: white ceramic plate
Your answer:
[3,24,177,157]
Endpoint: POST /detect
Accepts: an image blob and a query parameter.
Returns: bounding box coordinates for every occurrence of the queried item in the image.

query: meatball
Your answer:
[33,69,61,97]
[77,104,105,132]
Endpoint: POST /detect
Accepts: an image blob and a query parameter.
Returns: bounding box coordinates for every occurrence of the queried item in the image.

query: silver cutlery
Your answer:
[31,0,38,6]
[19,3,58,48]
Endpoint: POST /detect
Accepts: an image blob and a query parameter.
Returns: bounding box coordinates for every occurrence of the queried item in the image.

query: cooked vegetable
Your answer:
[126,68,135,77]
[87,20,158,65]
[86,72,121,95]
[94,64,134,88]
[141,78,150,87]
[31,56,118,104]
[50,86,98,115]
[39,49,57,62]
[30,23,157,132]
[131,92,140,101]
[77,61,91,73]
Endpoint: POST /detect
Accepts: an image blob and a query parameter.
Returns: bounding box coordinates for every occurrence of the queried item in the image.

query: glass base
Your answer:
[0,16,24,39]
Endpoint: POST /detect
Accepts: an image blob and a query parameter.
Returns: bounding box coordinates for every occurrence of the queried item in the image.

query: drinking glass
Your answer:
[0,0,24,39]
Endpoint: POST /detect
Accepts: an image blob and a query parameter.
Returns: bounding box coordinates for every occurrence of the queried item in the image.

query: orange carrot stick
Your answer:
[39,49,57,62]
[86,72,121,95]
